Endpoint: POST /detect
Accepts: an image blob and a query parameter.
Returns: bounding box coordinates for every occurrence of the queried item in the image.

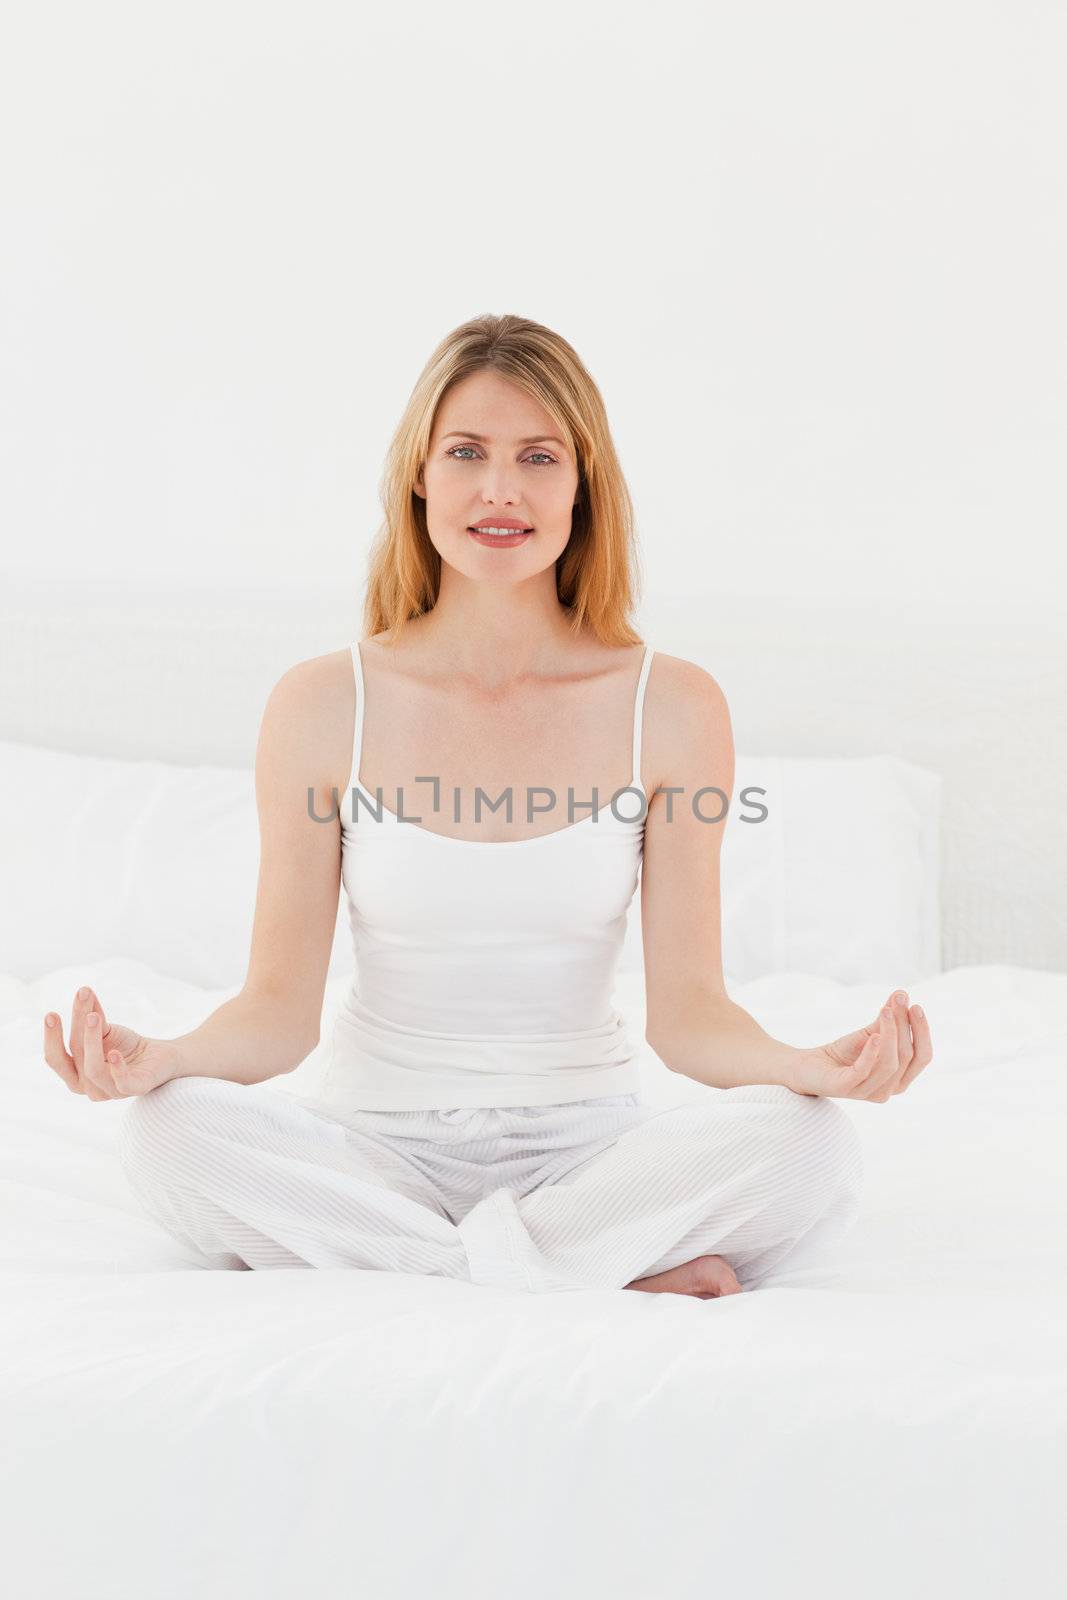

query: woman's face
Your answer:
[414,369,580,583]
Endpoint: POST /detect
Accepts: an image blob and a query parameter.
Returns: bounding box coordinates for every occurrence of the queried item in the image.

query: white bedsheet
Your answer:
[2,961,1065,1600]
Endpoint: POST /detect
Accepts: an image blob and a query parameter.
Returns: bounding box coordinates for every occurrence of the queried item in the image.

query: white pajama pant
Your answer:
[118,1077,864,1293]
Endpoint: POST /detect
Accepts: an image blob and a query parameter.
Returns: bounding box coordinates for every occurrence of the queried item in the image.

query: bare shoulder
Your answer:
[644,650,734,796]
[647,649,730,711]
[262,647,353,732]
[256,647,356,796]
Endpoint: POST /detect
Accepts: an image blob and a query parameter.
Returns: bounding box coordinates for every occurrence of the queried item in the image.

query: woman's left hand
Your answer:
[786,989,933,1100]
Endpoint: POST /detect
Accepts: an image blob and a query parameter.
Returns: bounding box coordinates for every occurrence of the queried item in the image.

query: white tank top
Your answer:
[318,641,655,1111]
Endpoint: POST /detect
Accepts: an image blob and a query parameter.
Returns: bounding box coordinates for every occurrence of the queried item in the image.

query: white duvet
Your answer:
[2,960,1065,1600]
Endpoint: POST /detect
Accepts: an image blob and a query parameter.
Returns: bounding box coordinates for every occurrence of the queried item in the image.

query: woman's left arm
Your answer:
[639,659,934,1101]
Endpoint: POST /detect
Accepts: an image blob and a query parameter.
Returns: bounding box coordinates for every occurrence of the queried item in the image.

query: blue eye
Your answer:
[446,446,556,465]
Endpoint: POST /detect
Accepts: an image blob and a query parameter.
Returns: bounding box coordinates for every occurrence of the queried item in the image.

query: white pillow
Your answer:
[0,740,351,990]
[618,753,942,986]
[0,742,940,990]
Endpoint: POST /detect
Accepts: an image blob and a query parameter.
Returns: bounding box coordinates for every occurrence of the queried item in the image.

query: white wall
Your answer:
[1,1,1064,620]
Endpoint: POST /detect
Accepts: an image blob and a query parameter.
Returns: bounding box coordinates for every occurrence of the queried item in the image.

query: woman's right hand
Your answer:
[43,985,179,1100]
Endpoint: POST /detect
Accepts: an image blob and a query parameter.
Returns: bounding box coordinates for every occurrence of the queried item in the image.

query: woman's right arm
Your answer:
[164,653,351,1084]
[46,653,352,1096]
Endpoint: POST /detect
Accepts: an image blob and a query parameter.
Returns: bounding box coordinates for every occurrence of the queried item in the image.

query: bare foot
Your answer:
[623,1254,744,1298]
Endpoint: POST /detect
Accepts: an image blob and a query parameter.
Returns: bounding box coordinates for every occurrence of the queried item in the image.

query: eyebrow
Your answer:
[440,430,568,449]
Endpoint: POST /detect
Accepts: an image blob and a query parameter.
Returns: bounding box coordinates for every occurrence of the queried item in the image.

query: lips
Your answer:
[467,526,533,546]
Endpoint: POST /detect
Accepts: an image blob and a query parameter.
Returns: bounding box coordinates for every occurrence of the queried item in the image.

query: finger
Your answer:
[857,997,892,1053]
[866,1001,916,1100]
[890,990,913,1072]
[857,1011,895,1100]
[853,1010,899,1100]
[84,987,117,1052]
[882,992,925,1097]
[894,1003,934,1093]
[43,1013,81,1093]
[90,1013,127,1100]
[69,985,94,1077]
[887,995,918,1091]
[74,987,122,1091]
[844,1024,884,1096]
[81,1010,120,1100]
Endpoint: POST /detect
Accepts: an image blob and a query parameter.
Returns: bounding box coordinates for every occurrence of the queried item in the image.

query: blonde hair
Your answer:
[362,314,644,647]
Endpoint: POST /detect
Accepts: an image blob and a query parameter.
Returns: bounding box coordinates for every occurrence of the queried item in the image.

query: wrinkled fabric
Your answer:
[119,1077,863,1293]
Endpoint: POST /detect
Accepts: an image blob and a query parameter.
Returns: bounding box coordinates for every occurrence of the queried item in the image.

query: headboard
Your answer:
[2,572,1063,973]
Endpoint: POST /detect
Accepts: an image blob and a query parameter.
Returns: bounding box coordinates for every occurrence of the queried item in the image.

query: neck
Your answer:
[408,575,581,688]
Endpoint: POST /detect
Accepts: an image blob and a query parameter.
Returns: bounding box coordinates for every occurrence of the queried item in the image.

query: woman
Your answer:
[42,314,932,1296]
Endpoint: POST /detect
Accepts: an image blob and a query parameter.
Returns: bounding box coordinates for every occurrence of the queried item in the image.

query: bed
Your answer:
[1,576,1064,1600]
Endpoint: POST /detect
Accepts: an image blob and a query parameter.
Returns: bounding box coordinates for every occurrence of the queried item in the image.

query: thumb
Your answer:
[824,1021,877,1066]
[104,1044,123,1075]
[106,1046,158,1097]
[849,1026,882,1076]
[104,1046,135,1094]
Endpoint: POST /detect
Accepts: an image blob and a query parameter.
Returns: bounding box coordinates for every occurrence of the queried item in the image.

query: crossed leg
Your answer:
[119,1077,862,1296]
[455,1084,865,1293]
[119,1075,470,1277]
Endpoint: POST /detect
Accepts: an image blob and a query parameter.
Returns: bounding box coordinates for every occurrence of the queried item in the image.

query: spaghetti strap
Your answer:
[631,644,654,789]
[327,633,653,1108]
[349,641,366,792]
